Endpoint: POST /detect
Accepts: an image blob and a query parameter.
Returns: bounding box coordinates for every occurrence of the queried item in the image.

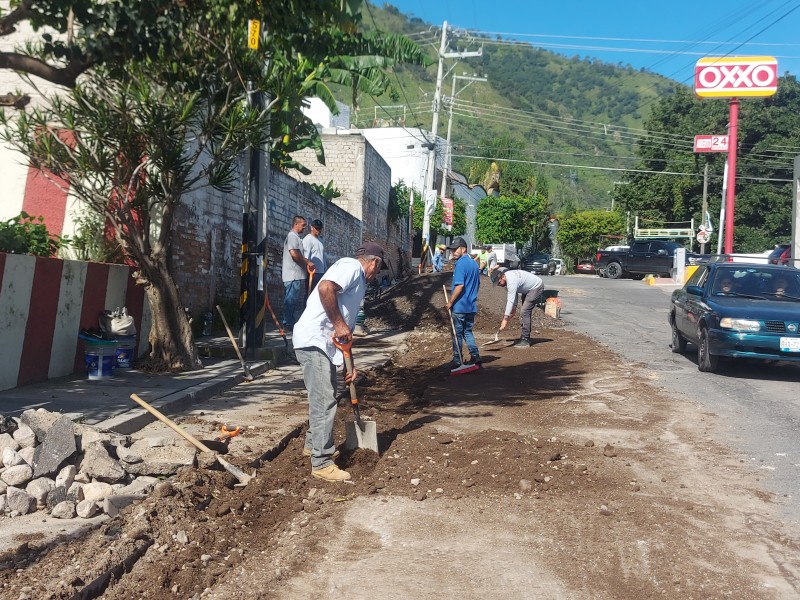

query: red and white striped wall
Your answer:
[0,253,151,391]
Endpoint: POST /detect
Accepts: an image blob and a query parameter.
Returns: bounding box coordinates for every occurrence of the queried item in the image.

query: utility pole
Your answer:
[421,21,482,260]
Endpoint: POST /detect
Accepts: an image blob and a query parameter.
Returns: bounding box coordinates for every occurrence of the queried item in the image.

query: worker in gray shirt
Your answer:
[303,219,326,295]
[282,215,315,329]
[490,268,544,348]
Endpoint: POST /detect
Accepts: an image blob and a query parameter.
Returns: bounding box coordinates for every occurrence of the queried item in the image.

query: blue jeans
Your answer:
[283,279,304,328]
[451,312,479,364]
[295,347,339,469]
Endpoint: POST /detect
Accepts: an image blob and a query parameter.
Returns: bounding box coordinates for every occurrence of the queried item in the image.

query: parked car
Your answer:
[575,259,595,275]
[767,243,791,266]
[596,240,707,279]
[669,263,800,373]
[523,252,556,276]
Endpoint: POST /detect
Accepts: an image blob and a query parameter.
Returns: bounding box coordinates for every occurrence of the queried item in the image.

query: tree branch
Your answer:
[0,52,92,88]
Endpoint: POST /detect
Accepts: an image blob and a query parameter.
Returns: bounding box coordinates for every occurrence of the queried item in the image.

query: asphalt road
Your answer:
[551,273,800,524]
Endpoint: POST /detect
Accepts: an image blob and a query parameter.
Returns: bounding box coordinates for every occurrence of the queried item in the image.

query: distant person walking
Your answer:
[282,215,315,329]
[303,219,326,294]
[485,245,498,276]
[432,244,445,272]
[491,268,544,348]
[445,236,481,368]
[293,242,386,482]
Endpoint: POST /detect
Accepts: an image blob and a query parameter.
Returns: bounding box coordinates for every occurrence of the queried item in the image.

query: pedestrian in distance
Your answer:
[476,246,489,273]
[485,245,498,276]
[293,242,387,482]
[432,244,446,272]
[303,219,326,295]
[445,236,481,368]
[282,215,316,330]
[491,267,544,348]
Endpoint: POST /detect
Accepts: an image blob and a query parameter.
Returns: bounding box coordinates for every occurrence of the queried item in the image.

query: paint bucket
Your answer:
[115,335,137,369]
[84,340,116,380]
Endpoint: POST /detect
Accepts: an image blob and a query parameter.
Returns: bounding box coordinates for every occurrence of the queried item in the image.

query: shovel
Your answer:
[215,305,254,382]
[129,394,254,486]
[333,337,379,453]
[481,330,500,347]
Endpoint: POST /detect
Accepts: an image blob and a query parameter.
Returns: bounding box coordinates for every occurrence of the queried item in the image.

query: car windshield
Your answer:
[712,267,800,300]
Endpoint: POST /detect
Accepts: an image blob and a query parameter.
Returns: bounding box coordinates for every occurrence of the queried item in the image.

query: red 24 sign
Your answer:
[694,56,778,98]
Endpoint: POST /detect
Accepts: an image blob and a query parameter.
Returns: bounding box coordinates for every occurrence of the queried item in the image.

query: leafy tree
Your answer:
[557,209,625,261]
[475,194,549,249]
[616,76,800,252]
[0,0,427,371]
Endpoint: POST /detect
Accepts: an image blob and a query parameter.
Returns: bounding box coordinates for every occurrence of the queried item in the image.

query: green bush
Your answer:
[0,212,70,257]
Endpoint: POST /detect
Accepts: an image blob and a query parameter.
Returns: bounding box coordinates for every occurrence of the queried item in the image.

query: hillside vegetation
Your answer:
[353,2,678,210]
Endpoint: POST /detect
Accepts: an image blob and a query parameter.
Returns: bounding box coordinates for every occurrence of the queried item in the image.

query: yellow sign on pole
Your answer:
[248,19,260,50]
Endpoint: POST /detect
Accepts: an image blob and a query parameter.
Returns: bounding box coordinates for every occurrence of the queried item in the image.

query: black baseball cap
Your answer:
[446,236,468,250]
[310,219,323,229]
[491,267,507,286]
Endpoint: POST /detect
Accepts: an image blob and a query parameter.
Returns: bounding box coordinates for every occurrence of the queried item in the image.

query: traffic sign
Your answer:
[693,135,728,153]
[696,230,710,244]
[694,57,778,98]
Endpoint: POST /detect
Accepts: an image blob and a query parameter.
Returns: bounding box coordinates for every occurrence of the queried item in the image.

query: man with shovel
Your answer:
[293,242,386,482]
[491,267,543,348]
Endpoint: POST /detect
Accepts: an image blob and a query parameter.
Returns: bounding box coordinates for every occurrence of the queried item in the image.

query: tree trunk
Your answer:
[139,257,203,371]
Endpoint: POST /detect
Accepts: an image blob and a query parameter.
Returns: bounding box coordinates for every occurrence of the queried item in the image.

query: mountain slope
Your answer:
[355,2,681,210]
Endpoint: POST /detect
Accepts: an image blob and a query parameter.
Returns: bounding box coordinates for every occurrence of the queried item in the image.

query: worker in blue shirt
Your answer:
[444,237,481,368]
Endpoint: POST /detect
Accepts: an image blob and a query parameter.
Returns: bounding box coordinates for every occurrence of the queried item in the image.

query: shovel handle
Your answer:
[130,393,213,454]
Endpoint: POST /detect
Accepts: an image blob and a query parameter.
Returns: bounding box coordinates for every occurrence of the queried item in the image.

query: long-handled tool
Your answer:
[215,305,254,382]
[130,394,253,486]
[481,330,501,347]
[333,337,379,453]
[259,284,289,351]
[443,285,480,375]
[306,263,316,297]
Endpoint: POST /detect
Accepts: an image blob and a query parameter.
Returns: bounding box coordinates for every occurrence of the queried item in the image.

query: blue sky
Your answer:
[383,0,800,82]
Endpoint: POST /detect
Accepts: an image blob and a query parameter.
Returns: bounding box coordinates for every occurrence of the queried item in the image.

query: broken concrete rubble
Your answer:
[0,409,199,522]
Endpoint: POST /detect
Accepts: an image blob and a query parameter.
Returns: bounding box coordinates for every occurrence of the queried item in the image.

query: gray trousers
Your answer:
[295,347,339,469]
[519,291,541,340]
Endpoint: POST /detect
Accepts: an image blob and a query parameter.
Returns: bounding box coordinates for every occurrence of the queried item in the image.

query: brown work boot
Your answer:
[311,464,351,482]
[303,447,340,459]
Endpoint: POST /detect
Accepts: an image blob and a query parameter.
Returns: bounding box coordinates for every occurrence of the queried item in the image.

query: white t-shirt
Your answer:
[302,234,326,274]
[292,257,366,366]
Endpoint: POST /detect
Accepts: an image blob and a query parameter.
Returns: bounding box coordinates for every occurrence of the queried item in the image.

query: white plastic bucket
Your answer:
[84,341,116,380]
[115,335,137,369]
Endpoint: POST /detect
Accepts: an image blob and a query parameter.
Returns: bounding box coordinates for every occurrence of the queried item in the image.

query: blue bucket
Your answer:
[115,335,137,369]
[84,341,116,380]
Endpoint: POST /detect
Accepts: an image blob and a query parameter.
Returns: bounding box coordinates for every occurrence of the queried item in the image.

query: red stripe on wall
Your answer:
[17,257,63,386]
[21,168,70,237]
[73,262,110,373]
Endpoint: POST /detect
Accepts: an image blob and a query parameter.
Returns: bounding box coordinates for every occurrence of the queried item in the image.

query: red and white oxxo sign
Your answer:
[694,56,778,98]
[693,135,729,153]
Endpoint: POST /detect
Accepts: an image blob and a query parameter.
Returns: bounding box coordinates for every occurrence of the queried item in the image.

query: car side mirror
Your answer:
[686,285,703,296]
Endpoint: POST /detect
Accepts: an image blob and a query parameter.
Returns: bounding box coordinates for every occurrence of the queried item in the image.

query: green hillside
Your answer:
[353,2,680,211]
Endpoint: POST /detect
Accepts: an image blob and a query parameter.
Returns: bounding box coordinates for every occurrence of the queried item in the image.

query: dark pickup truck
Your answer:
[596,240,705,279]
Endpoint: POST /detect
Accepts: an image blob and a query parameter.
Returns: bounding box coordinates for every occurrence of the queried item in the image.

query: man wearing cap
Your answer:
[445,236,481,368]
[303,219,326,294]
[491,268,544,348]
[432,244,445,272]
[282,216,316,329]
[293,242,386,482]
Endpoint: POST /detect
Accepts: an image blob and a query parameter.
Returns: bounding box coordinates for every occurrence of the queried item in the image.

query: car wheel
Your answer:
[697,327,719,372]
[605,262,623,279]
[670,318,687,353]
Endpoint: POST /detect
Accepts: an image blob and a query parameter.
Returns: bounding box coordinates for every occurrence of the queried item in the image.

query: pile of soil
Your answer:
[0,273,797,599]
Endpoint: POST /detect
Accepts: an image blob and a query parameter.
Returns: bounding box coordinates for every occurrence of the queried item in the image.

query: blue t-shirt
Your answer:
[451,254,480,313]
